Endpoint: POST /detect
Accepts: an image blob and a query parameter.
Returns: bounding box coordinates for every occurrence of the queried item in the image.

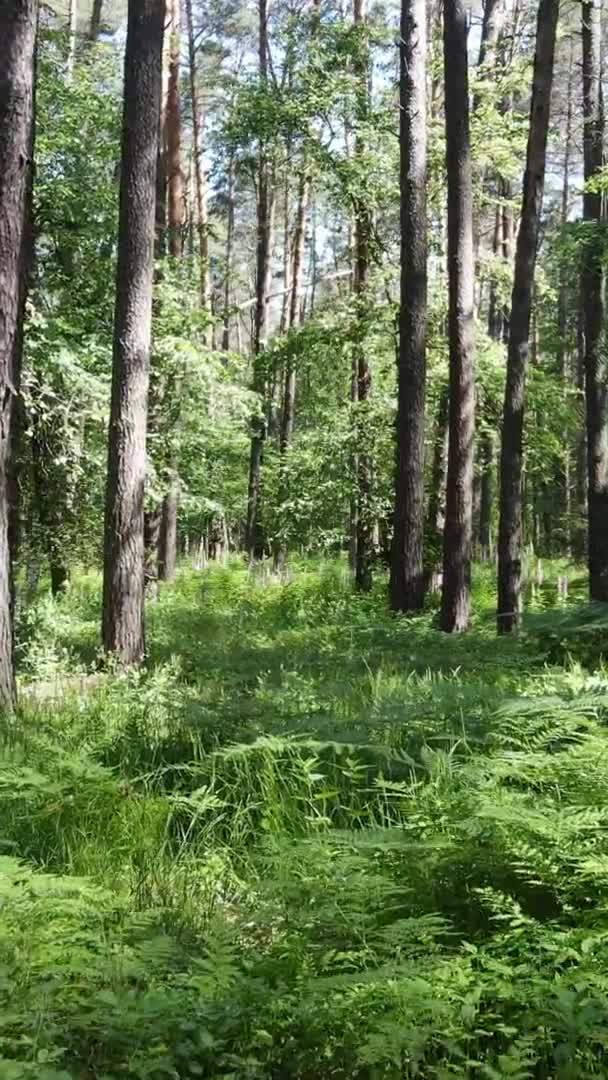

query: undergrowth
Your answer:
[2,559,608,1077]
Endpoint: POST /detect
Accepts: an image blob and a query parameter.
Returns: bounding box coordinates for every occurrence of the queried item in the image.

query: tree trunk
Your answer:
[158,470,178,581]
[582,0,608,601]
[426,382,449,569]
[440,0,476,633]
[144,502,162,593]
[222,155,236,352]
[501,176,513,342]
[143,45,169,590]
[245,0,275,559]
[0,0,37,707]
[478,431,494,560]
[274,171,311,569]
[472,0,505,279]
[88,0,103,41]
[31,424,71,596]
[102,0,164,664]
[156,0,183,580]
[279,179,292,335]
[574,286,588,559]
[281,177,310,430]
[556,40,573,555]
[477,0,505,68]
[476,193,503,558]
[289,174,310,330]
[389,0,427,613]
[185,0,210,324]
[353,0,373,594]
[557,43,573,375]
[67,0,77,81]
[487,203,503,340]
[166,0,184,260]
[497,0,558,633]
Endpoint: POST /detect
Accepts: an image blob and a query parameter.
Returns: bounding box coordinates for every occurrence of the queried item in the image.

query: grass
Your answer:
[2,557,608,1077]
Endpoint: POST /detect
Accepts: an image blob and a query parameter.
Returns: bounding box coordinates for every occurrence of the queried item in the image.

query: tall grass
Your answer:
[2,559,608,1077]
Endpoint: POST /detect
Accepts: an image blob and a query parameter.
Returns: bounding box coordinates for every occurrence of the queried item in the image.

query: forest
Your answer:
[2,0,608,1074]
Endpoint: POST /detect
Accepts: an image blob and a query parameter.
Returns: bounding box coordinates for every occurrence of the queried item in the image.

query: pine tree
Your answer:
[497,0,559,633]
[102,0,165,664]
[353,0,373,593]
[389,0,427,613]
[440,0,475,633]
[0,0,38,707]
[581,0,608,601]
[245,0,275,559]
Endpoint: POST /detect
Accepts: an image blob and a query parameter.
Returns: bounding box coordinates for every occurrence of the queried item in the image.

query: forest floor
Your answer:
[3,558,608,1078]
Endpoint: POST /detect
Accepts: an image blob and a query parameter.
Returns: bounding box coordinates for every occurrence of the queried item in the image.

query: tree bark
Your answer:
[222,155,236,352]
[144,502,162,593]
[143,17,169,590]
[158,470,178,581]
[67,0,77,81]
[556,39,574,555]
[0,0,37,707]
[274,171,311,569]
[349,353,359,571]
[166,0,184,260]
[185,0,211,323]
[426,382,449,568]
[156,0,183,581]
[245,0,275,559]
[353,0,373,594]
[31,422,71,596]
[471,0,505,287]
[440,0,476,633]
[389,0,427,613]
[557,42,573,377]
[102,0,164,664]
[280,176,310,446]
[497,0,558,633]
[478,430,494,560]
[88,0,103,41]
[582,0,608,600]
[477,0,505,69]
[477,194,502,558]
[289,174,310,331]
[280,202,292,339]
[574,285,588,559]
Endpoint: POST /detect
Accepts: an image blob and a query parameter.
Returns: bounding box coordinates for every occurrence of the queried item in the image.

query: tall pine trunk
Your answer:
[102,0,164,663]
[353,0,373,593]
[158,471,178,581]
[478,430,494,560]
[222,155,236,352]
[476,199,502,559]
[556,41,573,554]
[440,0,475,633]
[477,0,505,68]
[67,0,77,80]
[497,0,558,632]
[0,0,37,707]
[185,0,211,325]
[389,0,427,612]
[166,0,184,260]
[426,382,449,568]
[574,287,588,558]
[88,0,103,40]
[274,171,311,570]
[279,179,292,336]
[582,0,608,600]
[157,0,183,582]
[245,0,275,559]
